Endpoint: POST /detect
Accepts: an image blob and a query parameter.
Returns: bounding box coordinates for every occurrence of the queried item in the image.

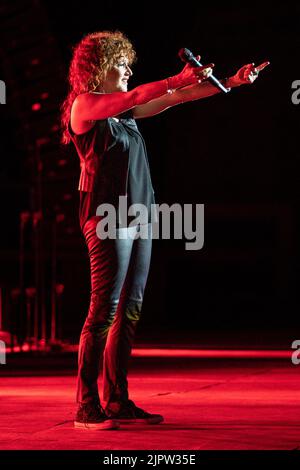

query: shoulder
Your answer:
[72,91,104,110]
[71,93,102,135]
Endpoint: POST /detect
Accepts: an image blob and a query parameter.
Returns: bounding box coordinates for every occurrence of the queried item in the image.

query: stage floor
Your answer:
[0,358,299,450]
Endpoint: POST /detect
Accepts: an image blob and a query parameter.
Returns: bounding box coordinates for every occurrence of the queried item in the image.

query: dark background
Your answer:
[0,1,299,346]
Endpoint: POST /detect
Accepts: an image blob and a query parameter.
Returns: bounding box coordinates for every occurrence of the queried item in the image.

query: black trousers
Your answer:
[76,217,152,414]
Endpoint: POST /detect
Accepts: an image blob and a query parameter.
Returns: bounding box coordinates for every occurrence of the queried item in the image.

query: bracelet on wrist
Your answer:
[166,77,175,93]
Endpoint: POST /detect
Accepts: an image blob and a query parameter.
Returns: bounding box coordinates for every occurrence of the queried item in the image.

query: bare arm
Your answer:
[133,80,222,119]
[71,63,205,124]
[71,82,168,123]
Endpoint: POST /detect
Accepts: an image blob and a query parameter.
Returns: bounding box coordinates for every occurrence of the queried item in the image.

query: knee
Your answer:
[85,294,119,329]
[125,299,143,322]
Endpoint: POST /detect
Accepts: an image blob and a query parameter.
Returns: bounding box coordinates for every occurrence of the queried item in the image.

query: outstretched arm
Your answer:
[133,61,270,119]
[71,62,206,128]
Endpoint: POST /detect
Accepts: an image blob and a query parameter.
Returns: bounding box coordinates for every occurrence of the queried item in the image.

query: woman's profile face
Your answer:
[102,56,133,93]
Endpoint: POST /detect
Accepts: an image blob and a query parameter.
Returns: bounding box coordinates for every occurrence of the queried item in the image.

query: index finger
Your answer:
[255,61,270,72]
[202,62,214,70]
[194,62,214,70]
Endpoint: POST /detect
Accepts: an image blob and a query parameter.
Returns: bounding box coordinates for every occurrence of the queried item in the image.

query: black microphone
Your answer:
[178,48,231,94]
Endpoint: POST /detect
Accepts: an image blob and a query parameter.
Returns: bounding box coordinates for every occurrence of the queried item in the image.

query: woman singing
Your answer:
[61,30,269,430]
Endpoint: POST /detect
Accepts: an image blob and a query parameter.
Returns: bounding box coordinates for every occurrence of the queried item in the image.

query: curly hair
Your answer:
[60,30,136,144]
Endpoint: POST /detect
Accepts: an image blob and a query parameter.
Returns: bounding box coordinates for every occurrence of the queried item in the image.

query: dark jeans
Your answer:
[76,217,152,414]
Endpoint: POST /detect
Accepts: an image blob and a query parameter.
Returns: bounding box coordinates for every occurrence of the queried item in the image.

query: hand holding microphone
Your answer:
[178,48,231,93]
[167,58,214,90]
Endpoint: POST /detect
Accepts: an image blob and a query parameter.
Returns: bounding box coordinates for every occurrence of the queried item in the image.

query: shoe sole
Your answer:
[74,419,120,430]
[116,416,164,425]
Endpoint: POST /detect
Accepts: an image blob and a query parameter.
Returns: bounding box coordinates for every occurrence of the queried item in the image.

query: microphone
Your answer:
[178,48,231,94]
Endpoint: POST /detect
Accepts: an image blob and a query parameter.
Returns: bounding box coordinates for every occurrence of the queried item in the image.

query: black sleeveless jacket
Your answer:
[69,110,155,228]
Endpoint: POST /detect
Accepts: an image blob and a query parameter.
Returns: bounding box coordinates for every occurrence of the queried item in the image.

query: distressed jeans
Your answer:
[76,216,152,414]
